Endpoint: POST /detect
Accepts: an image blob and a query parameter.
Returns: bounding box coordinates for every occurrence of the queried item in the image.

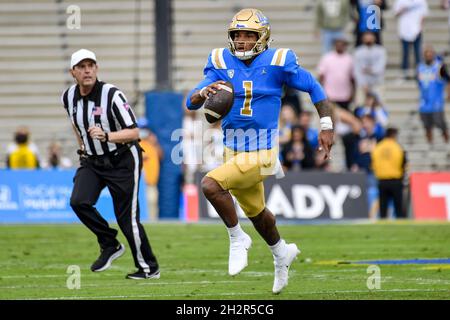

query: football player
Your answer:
[186,8,334,294]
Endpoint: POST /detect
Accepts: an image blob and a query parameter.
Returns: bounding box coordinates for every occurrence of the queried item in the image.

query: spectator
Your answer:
[315,0,351,54]
[139,125,163,221]
[353,31,387,104]
[281,86,303,115]
[371,127,408,219]
[318,36,355,110]
[351,0,387,46]
[299,111,319,150]
[352,114,380,173]
[394,0,429,79]
[278,104,297,147]
[182,108,202,183]
[45,141,72,169]
[354,91,389,137]
[6,126,40,169]
[333,105,363,170]
[281,125,315,171]
[362,113,385,141]
[201,121,224,172]
[352,114,381,218]
[417,45,450,144]
[443,0,450,47]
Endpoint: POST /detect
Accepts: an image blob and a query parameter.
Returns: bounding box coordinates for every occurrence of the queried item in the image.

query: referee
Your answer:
[61,49,159,279]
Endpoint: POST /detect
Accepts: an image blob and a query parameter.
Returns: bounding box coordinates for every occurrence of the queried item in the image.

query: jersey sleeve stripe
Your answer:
[211,49,219,69]
[280,49,289,67]
[214,49,223,69]
[211,48,226,69]
[271,48,289,66]
[271,49,282,66]
[218,48,227,69]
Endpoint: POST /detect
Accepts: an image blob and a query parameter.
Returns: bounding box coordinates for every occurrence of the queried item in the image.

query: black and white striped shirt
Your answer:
[61,80,138,156]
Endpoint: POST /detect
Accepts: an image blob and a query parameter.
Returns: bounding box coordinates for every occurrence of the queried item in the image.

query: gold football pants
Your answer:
[206,147,278,217]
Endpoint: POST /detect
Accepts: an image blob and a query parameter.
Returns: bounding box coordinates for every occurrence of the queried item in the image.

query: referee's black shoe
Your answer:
[126,268,160,280]
[91,243,125,272]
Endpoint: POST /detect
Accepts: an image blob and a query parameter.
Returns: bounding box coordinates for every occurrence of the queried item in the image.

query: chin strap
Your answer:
[234,50,256,60]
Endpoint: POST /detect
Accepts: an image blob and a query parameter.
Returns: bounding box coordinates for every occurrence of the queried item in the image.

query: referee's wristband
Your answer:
[104,132,109,142]
[320,116,333,130]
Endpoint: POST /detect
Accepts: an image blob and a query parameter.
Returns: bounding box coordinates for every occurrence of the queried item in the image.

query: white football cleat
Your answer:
[272,243,301,294]
[228,233,252,276]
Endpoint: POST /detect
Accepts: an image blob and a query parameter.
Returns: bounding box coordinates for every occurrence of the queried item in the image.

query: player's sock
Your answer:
[227,223,246,239]
[269,239,288,259]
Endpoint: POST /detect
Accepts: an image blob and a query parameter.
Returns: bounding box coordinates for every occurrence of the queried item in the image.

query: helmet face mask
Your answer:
[229,31,259,60]
[228,8,271,60]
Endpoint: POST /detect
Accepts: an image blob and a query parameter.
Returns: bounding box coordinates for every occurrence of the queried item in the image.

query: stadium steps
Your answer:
[0,0,155,165]
[0,0,449,171]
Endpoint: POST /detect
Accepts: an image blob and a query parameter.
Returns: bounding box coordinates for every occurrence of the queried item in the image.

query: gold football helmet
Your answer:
[228,8,271,60]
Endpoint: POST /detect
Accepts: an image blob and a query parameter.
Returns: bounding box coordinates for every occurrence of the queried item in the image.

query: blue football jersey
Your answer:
[186,48,327,151]
[417,58,447,113]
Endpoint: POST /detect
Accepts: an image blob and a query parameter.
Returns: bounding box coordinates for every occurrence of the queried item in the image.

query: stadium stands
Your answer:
[0,0,155,165]
[0,0,449,171]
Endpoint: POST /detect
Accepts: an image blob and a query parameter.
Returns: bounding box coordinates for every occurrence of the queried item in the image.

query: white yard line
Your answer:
[17,288,450,300]
[0,280,253,290]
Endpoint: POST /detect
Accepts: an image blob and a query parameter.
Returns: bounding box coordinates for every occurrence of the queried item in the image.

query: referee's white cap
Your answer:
[71,49,97,69]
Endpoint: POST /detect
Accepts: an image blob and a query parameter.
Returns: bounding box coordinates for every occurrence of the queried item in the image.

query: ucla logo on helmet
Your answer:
[255,12,269,25]
[227,69,234,79]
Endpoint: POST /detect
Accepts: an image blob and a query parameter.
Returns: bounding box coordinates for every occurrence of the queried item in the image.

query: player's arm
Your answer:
[314,100,335,160]
[284,51,334,159]
[186,52,225,110]
[187,78,226,109]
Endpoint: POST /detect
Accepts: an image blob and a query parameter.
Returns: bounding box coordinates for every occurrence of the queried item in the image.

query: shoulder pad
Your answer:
[270,48,290,66]
[210,48,228,69]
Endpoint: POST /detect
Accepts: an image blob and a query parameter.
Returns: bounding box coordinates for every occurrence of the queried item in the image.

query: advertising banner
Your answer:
[410,172,450,220]
[196,171,368,220]
[0,169,148,223]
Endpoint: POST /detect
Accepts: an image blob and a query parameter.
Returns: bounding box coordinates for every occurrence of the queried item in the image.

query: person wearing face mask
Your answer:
[6,126,40,169]
[318,36,355,111]
[353,31,387,105]
[137,118,163,221]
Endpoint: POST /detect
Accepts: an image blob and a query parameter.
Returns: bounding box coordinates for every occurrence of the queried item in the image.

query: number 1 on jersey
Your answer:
[240,81,253,117]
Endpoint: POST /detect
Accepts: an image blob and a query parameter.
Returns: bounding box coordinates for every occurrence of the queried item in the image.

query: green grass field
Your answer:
[0,222,449,300]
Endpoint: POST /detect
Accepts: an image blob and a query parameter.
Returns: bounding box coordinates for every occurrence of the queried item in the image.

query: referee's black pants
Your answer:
[378,179,405,219]
[70,145,158,273]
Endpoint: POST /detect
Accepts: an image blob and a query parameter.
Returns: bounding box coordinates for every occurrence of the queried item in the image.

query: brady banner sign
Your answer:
[0,169,148,223]
[196,171,368,220]
[410,172,450,221]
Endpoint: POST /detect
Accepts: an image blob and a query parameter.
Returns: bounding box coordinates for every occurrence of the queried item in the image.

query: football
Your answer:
[203,81,234,123]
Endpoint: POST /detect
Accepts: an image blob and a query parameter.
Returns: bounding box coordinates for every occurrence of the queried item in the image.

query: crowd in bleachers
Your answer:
[5,126,72,170]
[5,1,450,220]
[177,0,450,219]
[220,1,444,165]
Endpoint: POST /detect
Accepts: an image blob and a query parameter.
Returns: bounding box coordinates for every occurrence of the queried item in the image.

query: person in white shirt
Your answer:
[394,0,429,78]
[353,31,387,104]
[442,0,450,49]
